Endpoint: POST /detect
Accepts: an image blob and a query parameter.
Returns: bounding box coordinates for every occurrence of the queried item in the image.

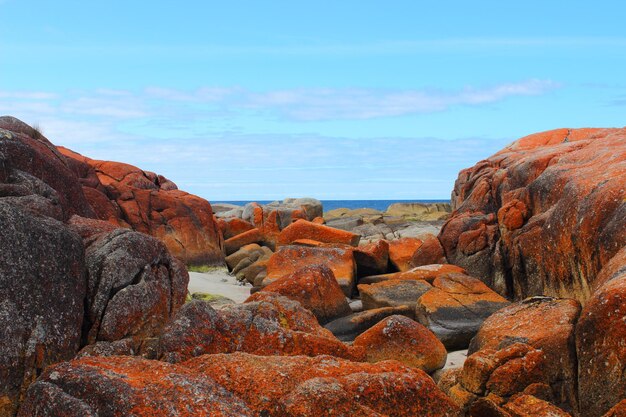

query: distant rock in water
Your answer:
[437,127,626,302]
[58,146,225,268]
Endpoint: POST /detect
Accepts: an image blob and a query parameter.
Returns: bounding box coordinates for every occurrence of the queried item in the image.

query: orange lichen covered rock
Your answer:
[185,352,461,416]
[18,355,254,416]
[603,400,626,417]
[576,270,626,417]
[158,296,361,363]
[324,305,414,342]
[59,147,225,268]
[411,233,447,266]
[415,273,510,350]
[278,219,361,246]
[247,264,351,324]
[503,394,572,417]
[469,297,580,412]
[353,315,447,373]
[216,217,255,240]
[264,245,357,297]
[224,228,263,255]
[360,264,466,285]
[388,237,423,271]
[439,127,626,301]
[353,240,390,276]
[75,223,189,345]
[358,279,432,310]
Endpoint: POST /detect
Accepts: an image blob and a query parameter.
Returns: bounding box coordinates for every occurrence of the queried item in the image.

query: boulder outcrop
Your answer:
[438,128,626,302]
[0,202,86,416]
[58,147,225,268]
[353,315,447,373]
[248,264,351,324]
[415,273,510,350]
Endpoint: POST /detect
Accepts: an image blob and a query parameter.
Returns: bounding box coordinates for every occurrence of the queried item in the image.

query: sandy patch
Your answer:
[187,269,251,304]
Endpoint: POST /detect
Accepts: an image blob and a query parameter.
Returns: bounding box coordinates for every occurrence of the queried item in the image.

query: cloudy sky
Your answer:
[1,1,625,200]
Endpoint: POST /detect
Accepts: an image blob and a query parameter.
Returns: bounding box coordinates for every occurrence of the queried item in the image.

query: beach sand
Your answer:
[187,269,252,303]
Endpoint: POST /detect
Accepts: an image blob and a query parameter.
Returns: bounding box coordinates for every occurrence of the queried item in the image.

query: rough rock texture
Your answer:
[576,267,626,417]
[415,273,510,350]
[359,279,433,311]
[353,315,447,373]
[388,237,423,272]
[186,352,461,417]
[386,202,452,221]
[216,217,255,240]
[59,147,225,267]
[324,305,414,342]
[18,356,253,416]
[248,264,351,324]
[278,219,361,246]
[359,264,466,285]
[411,233,447,266]
[76,222,189,345]
[353,240,389,276]
[0,117,95,220]
[224,228,263,255]
[468,297,581,413]
[439,128,626,301]
[0,202,86,416]
[158,297,361,363]
[602,400,626,417]
[264,245,357,297]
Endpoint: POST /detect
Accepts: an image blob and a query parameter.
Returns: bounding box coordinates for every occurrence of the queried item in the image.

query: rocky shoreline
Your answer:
[1,116,625,416]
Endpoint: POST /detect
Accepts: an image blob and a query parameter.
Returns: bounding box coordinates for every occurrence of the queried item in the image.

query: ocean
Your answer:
[213,199,451,213]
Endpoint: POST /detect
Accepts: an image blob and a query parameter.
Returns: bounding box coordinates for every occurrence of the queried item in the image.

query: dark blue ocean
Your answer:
[213,199,450,213]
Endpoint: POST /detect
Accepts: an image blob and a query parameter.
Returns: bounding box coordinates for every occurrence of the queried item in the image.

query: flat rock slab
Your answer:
[358,279,433,310]
[416,273,510,350]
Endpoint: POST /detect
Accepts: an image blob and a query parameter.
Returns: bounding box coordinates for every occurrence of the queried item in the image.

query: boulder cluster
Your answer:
[0,117,624,417]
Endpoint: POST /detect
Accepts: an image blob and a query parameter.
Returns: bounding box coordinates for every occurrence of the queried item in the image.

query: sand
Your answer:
[187,269,252,304]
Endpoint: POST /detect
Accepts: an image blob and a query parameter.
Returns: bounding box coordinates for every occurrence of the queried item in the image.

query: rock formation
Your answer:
[59,147,225,268]
[438,128,626,302]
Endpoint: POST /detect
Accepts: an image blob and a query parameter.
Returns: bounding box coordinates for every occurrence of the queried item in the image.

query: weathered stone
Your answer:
[18,356,253,416]
[158,296,361,363]
[324,305,414,341]
[469,297,580,412]
[78,224,189,344]
[353,240,389,276]
[248,264,351,324]
[415,273,510,350]
[439,127,626,302]
[577,269,626,417]
[353,315,447,373]
[224,228,263,255]
[264,245,357,297]
[360,263,466,285]
[278,219,361,246]
[411,233,447,266]
[359,279,432,310]
[0,202,85,416]
[388,237,423,271]
[186,352,461,416]
[386,202,451,221]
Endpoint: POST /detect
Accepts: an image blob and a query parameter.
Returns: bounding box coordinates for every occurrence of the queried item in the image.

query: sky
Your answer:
[1,1,625,200]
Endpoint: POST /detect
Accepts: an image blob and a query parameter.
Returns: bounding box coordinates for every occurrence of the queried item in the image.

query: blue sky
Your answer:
[1,1,625,200]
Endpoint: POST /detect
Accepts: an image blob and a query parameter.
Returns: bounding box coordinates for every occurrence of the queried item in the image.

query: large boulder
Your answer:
[58,147,225,268]
[0,117,95,220]
[158,296,361,363]
[277,219,361,246]
[0,202,86,416]
[264,245,357,297]
[18,356,253,416]
[186,352,461,416]
[359,263,466,285]
[468,297,580,413]
[386,202,451,221]
[353,315,447,373]
[576,259,626,417]
[438,128,626,301]
[388,237,423,271]
[248,264,351,324]
[358,279,433,311]
[415,273,510,350]
[74,220,189,345]
[21,352,460,417]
